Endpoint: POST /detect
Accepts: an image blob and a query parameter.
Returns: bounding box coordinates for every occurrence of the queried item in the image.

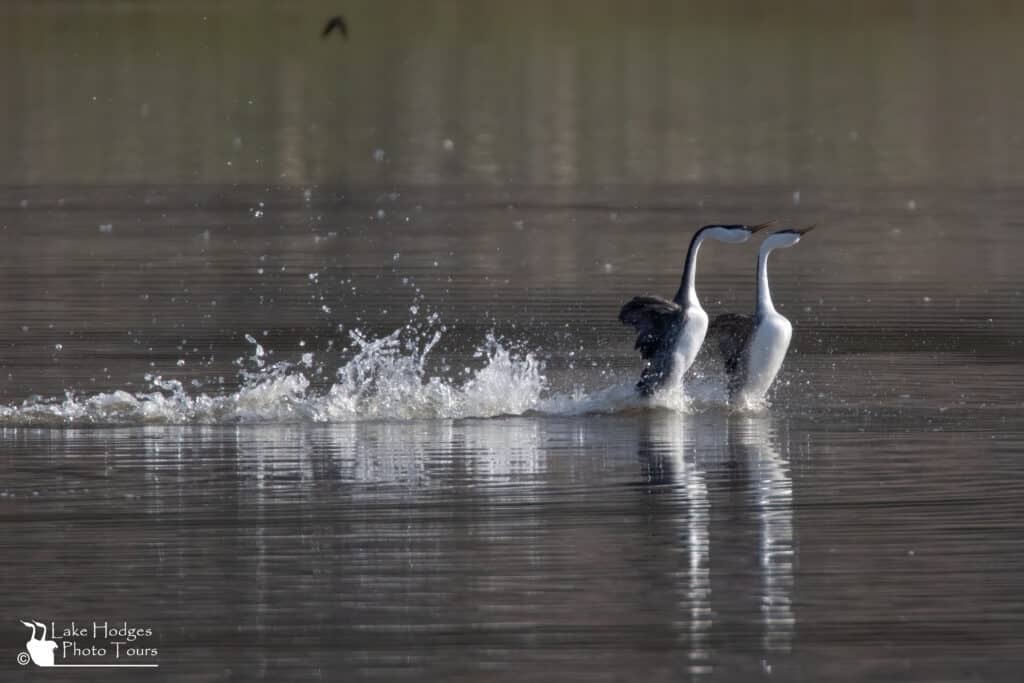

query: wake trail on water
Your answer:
[0,316,750,427]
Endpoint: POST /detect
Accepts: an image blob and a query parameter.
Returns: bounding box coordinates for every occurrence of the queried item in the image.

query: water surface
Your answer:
[3,1,1024,681]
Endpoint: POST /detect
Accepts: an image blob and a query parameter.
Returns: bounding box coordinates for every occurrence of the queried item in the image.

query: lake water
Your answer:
[2,2,1024,681]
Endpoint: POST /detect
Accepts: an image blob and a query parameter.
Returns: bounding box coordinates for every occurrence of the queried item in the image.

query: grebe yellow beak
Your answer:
[749,220,778,233]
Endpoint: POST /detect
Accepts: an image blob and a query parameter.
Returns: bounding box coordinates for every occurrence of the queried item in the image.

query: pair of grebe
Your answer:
[619,222,813,404]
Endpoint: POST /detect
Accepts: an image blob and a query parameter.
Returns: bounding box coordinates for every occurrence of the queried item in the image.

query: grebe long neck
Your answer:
[756,243,777,315]
[673,229,708,307]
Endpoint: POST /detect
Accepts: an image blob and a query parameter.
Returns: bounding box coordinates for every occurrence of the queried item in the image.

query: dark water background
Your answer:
[2,1,1024,681]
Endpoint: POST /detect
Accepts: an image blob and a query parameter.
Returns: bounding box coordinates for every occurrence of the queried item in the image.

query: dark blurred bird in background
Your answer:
[322,16,348,39]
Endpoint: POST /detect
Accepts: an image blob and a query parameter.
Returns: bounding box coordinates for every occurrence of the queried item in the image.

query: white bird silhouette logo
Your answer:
[19,620,57,667]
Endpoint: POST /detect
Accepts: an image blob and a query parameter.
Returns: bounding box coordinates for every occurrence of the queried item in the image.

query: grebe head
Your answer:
[763,225,814,250]
[702,220,776,244]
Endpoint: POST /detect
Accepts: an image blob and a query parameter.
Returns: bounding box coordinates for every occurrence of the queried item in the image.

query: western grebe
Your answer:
[709,226,814,405]
[619,222,775,396]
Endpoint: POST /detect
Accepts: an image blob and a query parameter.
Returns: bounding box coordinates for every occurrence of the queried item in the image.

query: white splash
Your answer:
[0,317,757,427]
[0,320,550,426]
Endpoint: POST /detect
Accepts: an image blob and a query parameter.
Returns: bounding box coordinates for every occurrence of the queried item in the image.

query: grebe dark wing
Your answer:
[619,295,683,358]
[709,312,754,381]
[620,296,686,395]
